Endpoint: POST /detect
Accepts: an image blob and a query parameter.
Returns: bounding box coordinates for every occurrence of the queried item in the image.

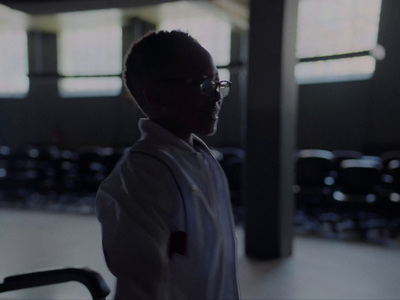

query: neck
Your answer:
[151,118,194,146]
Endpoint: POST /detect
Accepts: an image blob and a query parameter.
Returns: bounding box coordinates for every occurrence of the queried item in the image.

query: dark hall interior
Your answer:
[0,0,399,299]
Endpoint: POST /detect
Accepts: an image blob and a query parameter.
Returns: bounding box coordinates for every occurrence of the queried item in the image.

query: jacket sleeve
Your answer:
[96,152,180,300]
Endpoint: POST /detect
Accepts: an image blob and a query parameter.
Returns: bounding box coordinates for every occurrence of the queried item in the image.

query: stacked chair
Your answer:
[331,157,384,236]
[0,144,126,212]
[378,156,400,238]
[216,147,246,223]
[1,144,399,240]
[294,149,335,226]
[295,148,400,240]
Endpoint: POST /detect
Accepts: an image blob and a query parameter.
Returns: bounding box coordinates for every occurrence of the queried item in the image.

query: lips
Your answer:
[208,109,220,120]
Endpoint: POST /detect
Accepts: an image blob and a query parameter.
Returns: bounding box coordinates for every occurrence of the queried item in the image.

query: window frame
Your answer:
[0,29,29,98]
[295,0,383,84]
[57,25,123,98]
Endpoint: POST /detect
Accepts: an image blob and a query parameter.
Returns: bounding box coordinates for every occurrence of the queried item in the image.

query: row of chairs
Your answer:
[295,149,400,239]
[0,145,246,217]
[212,147,245,223]
[0,145,127,207]
[5,143,397,238]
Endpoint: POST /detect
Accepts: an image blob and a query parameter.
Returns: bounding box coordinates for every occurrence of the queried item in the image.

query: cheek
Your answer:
[178,94,205,111]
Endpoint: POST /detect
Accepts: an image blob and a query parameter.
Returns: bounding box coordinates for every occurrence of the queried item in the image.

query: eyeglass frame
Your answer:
[154,77,232,98]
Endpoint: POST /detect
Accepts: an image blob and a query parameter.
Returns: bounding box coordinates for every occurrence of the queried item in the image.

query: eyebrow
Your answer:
[199,73,219,80]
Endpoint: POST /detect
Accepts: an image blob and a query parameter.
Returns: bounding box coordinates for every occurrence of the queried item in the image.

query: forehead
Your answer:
[168,45,217,79]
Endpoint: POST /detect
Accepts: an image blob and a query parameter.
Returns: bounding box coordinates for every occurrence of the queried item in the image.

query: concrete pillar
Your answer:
[27,31,59,145]
[244,0,299,259]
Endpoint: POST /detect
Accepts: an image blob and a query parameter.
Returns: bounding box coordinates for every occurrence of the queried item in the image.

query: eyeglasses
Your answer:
[200,79,232,97]
[157,78,232,98]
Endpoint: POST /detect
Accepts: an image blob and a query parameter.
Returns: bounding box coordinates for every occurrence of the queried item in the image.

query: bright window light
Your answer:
[297,0,382,58]
[296,0,382,84]
[58,25,122,97]
[58,77,122,98]
[295,56,376,84]
[0,30,29,98]
[218,69,231,82]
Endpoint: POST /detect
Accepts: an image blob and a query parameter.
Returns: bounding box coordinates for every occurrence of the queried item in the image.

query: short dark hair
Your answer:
[123,30,201,112]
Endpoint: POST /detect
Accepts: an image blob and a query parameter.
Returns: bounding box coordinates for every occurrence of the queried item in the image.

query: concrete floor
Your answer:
[0,208,399,299]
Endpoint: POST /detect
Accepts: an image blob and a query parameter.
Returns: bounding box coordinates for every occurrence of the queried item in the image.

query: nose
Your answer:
[210,87,222,102]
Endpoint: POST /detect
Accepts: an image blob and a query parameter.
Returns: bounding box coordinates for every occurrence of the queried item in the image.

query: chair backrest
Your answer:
[295,149,334,187]
[332,149,364,170]
[336,158,382,194]
[380,150,400,169]
[388,159,400,193]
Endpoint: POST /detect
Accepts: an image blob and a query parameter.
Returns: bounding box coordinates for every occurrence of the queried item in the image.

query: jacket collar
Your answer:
[138,118,209,154]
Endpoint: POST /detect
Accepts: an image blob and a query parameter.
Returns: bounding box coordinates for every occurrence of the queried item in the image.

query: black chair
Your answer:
[378,159,400,238]
[53,149,80,196]
[295,149,334,187]
[330,158,384,236]
[0,146,11,199]
[217,147,245,223]
[98,147,126,177]
[331,150,364,176]
[4,147,39,201]
[77,147,107,196]
[380,150,400,170]
[294,149,335,224]
[334,159,382,194]
[218,148,245,205]
[0,146,11,169]
[0,267,110,300]
[26,145,61,198]
[388,160,400,195]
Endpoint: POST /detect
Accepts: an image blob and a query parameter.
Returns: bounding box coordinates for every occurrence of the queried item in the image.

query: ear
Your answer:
[143,84,163,109]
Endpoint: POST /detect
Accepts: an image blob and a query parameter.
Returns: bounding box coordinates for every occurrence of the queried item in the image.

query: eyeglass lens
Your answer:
[200,79,230,97]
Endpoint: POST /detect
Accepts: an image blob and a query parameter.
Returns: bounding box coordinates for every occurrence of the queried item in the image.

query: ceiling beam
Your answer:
[0,0,181,15]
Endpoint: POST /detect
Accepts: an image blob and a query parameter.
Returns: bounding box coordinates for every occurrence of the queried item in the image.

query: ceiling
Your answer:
[0,0,249,32]
[0,0,179,15]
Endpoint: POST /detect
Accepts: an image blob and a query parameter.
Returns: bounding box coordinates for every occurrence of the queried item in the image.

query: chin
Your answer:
[202,126,218,137]
[193,121,218,137]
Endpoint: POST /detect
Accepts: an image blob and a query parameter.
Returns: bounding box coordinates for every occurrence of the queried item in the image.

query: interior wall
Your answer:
[0,31,142,150]
[0,20,247,150]
[1,0,400,153]
[297,80,370,152]
[0,98,29,147]
[296,0,400,155]
[204,29,247,148]
[368,0,400,154]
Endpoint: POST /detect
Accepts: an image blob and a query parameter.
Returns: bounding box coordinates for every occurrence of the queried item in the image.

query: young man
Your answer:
[96,30,240,300]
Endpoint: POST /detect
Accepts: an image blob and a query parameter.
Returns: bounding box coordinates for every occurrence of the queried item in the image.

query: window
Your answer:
[58,25,123,97]
[159,16,231,81]
[295,0,382,84]
[0,30,29,98]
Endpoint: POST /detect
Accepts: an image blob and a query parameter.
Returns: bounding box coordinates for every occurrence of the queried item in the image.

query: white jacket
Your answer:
[96,119,240,300]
